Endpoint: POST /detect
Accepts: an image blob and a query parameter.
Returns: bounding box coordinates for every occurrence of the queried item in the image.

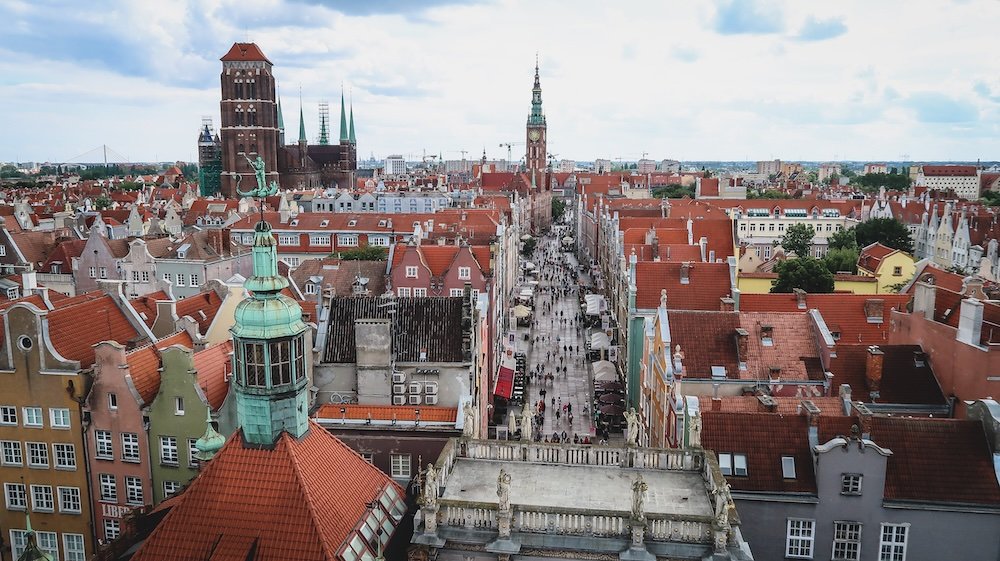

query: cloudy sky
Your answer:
[3,0,999,164]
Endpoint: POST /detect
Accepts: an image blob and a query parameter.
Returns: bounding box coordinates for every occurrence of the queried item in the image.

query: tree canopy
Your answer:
[335,246,388,261]
[827,227,858,251]
[521,237,537,256]
[781,224,815,258]
[852,172,911,192]
[823,247,859,274]
[652,185,694,199]
[551,198,567,222]
[748,189,792,199]
[771,258,835,293]
[854,218,914,254]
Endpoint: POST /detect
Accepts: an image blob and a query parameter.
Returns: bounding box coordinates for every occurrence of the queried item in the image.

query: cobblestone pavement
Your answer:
[514,232,596,441]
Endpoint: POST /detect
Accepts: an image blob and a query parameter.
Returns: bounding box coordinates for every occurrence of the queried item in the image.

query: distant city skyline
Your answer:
[3,0,999,163]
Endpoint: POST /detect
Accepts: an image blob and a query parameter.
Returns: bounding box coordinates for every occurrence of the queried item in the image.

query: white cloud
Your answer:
[1,0,999,163]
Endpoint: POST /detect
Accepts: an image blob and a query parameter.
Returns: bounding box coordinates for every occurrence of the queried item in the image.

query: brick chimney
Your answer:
[734,328,749,370]
[865,345,884,397]
[720,297,735,312]
[711,397,722,412]
[852,402,874,439]
[680,262,691,284]
[800,400,820,449]
[757,394,778,412]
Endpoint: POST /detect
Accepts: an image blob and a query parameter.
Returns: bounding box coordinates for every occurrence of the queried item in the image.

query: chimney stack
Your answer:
[865,345,884,397]
[852,402,874,439]
[864,299,885,324]
[711,397,722,412]
[793,288,807,310]
[956,298,985,346]
[720,297,735,312]
[734,328,749,370]
[21,271,37,292]
[913,282,936,320]
[699,236,708,262]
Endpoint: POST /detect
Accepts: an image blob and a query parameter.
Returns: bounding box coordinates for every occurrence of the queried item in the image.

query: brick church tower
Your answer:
[219,43,280,199]
[525,58,547,181]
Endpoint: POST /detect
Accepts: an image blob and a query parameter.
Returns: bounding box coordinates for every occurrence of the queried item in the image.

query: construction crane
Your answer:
[499,142,524,163]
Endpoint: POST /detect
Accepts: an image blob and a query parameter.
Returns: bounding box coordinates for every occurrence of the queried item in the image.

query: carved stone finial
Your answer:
[497,469,512,512]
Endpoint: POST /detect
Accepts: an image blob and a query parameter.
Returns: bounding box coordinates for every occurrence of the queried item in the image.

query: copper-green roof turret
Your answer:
[298,102,307,144]
[348,102,356,145]
[277,97,285,132]
[194,409,226,463]
[17,513,52,561]
[339,92,349,143]
[528,57,545,126]
[231,206,310,446]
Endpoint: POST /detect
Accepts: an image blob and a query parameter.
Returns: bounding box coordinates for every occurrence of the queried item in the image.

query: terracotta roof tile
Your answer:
[48,294,142,367]
[289,259,388,299]
[872,416,1000,505]
[740,293,910,345]
[665,311,741,377]
[738,312,823,382]
[219,42,272,64]
[634,261,732,310]
[176,290,224,333]
[857,242,897,273]
[194,341,233,410]
[711,396,847,415]
[155,330,194,350]
[701,412,817,493]
[130,291,169,327]
[126,345,161,405]
[315,404,457,423]
[132,422,402,561]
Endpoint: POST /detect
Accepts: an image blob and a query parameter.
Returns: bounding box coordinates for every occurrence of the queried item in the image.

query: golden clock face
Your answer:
[528,130,540,142]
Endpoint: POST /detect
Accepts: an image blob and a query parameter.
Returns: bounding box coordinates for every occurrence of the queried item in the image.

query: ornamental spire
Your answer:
[348,99,356,145]
[339,89,349,142]
[298,95,307,143]
[528,55,545,126]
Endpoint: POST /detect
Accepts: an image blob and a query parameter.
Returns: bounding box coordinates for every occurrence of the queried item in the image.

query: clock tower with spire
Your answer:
[526,57,547,181]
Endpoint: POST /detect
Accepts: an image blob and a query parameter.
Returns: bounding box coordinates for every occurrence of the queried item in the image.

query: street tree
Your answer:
[854,218,914,253]
[771,258,835,293]
[781,224,815,258]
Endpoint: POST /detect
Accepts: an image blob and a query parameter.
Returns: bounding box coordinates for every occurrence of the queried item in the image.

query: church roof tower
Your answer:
[230,206,309,445]
[528,56,545,126]
[348,102,356,145]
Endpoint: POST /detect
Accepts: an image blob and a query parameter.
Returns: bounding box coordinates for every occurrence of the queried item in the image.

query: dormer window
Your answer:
[761,325,774,346]
[781,456,796,479]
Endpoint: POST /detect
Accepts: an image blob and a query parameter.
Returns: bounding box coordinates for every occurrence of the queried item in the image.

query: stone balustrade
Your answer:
[457,438,704,472]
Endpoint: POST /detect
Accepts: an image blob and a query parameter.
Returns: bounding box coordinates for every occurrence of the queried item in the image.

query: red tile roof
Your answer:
[176,290,224,334]
[132,422,401,561]
[739,292,911,345]
[856,242,897,273]
[710,396,846,415]
[126,345,161,405]
[872,416,1000,505]
[634,261,732,310]
[130,291,169,327]
[48,294,142,367]
[922,165,977,177]
[701,412,817,493]
[315,404,458,423]
[154,330,194,351]
[194,341,233,410]
[220,42,272,64]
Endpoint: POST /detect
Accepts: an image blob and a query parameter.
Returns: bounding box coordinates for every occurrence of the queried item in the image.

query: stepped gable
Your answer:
[131,422,402,561]
[324,296,465,363]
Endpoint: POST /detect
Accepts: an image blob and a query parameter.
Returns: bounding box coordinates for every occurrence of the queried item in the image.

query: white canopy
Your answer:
[589,331,611,350]
[592,360,617,382]
[523,261,536,270]
[562,236,574,243]
[512,304,532,318]
[585,294,606,316]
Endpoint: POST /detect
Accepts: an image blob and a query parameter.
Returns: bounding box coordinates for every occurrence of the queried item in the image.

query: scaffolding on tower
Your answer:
[318,101,330,145]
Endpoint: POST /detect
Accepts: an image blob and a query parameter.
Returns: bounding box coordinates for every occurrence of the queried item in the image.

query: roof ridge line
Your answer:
[283,430,340,560]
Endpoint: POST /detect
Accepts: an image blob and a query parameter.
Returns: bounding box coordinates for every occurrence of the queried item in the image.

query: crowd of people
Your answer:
[517,228,609,444]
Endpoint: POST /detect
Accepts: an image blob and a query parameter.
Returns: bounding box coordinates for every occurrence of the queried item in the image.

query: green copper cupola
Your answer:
[231,213,310,446]
[528,58,545,126]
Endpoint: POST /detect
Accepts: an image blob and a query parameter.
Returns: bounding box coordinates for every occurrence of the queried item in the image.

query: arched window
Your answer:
[238,143,245,153]
[250,144,257,154]
[249,80,256,99]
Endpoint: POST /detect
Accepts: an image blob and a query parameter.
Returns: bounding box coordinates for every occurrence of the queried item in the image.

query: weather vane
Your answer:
[236,155,278,221]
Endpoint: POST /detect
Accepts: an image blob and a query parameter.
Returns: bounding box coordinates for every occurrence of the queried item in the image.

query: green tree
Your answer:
[94,194,112,210]
[651,185,695,199]
[747,189,792,199]
[854,218,914,254]
[552,198,567,222]
[823,248,859,274]
[851,172,911,192]
[521,237,537,256]
[827,227,857,251]
[771,258,835,293]
[335,246,388,261]
[781,224,815,258]
[981,191,1000,207]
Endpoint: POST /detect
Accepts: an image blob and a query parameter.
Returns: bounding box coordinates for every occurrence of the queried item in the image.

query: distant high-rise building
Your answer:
[197,117,222,197]
[526,59,547,182]
[384,155,406,175]
[637,159,656,174]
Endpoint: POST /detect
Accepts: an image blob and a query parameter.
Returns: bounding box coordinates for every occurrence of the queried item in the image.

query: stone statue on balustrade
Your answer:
[688,412,702,449]
[497,469,512,513]
[462,401,476,437]
[624,407,640,446]
[421,463,438,508]
[521,403,533,441]
[631,475,648,521]
[713,482,731,527]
